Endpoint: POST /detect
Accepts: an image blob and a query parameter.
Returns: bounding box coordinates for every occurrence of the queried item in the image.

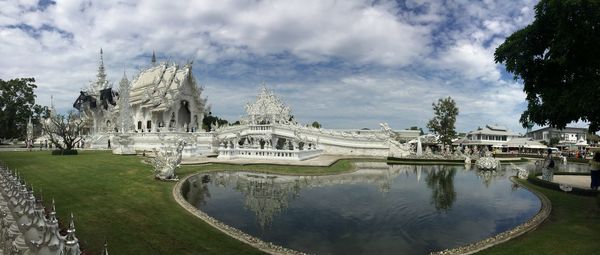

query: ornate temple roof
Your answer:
[129,62,207,112]
[244,87,292,124]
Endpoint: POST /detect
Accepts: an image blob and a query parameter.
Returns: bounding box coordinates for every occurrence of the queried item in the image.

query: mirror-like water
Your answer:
[181,161,588,255]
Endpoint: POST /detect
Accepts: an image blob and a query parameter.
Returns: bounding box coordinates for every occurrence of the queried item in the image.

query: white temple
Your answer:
[75,50,208,135]
[74,50,419,160]
[128,59,208,133]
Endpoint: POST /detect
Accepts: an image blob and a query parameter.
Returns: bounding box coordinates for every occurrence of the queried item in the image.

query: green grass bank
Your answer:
[0,150,598,254]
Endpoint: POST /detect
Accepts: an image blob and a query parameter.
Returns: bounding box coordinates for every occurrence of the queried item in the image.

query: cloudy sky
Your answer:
[1,0,545,133]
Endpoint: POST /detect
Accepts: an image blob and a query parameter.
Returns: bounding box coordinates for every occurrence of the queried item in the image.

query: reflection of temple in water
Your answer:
[184,163,513,229]
[473,164,511,187]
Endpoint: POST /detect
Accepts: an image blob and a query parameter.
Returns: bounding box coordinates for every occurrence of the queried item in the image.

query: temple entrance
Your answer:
[152,112,163,131]
[178,100,191,130]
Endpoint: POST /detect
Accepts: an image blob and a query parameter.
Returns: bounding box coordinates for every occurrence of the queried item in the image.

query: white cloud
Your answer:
[0,0,541,133]
[433,41,501,81]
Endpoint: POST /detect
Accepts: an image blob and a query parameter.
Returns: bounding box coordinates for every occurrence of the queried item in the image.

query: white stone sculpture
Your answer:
[475,156,500,170]
[112,134,136,155]
[26,117,33,149]
[424,146,433,156]
[153,139,185,181]
[559,184,573,192]
[511,163,529,179]
[416,137,423,156]
[387,140,411,158]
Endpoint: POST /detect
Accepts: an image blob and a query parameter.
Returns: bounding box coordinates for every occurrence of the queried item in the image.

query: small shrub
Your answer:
[51,150,78,155]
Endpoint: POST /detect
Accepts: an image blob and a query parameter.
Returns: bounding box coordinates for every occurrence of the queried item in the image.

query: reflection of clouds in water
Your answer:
[184,161,542,254]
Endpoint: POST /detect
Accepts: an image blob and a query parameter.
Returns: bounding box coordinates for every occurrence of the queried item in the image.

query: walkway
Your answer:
[181,154,384,167]
[543,175,593,190]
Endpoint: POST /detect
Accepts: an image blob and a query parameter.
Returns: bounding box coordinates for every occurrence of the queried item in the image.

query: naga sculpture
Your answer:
[153,139,185,181]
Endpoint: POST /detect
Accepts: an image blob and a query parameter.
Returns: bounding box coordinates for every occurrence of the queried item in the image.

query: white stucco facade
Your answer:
[76,53,413,160]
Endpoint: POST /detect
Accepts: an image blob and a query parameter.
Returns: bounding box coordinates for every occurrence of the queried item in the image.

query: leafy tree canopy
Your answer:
[427,97,459,145]
[549,137,560,147]
[495,0,600,132]
[408,126,425,135]
[0,78,48,140]
[202,112,229,131]
[311,121,321,129]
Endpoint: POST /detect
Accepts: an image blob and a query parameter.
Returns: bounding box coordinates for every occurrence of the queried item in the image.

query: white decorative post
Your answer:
[26,117,33,150]
[416,137,423,156]
[113,72,136,155]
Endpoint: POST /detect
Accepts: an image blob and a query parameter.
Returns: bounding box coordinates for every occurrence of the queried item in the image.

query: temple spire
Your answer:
[49,95,57,118]
[151,50,156,66]
[48,198,57,222]
[96,48,108,91]
[63,213,81,255]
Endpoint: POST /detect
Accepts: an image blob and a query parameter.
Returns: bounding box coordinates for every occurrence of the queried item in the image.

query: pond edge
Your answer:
[173,172,308,255]
[430,176,552,255]
[173,172,550,255]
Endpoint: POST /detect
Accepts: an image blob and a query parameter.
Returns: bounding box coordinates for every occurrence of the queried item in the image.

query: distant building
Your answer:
[462,125,521,148]
[504,137,547,153]
[525,126,589,149]
[454,125,548,153]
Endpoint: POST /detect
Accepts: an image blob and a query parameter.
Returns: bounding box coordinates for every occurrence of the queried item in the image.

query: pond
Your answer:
[181,161,587,255]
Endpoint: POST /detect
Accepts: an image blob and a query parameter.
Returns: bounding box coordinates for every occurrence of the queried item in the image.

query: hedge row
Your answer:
[51,149,78,155]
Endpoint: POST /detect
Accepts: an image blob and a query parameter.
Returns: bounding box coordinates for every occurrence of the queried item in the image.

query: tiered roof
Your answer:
[129,62,207,112]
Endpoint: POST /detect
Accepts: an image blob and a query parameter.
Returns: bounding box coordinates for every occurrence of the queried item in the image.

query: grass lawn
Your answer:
[0,150,598,254]
[480,179,600,255]
[0,150,265,254]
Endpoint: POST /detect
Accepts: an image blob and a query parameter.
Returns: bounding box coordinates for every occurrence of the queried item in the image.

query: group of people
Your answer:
[544,148,600,190]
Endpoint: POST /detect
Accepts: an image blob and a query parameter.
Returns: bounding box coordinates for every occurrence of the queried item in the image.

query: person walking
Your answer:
[589,153,600,190]
[541,148,555,181]
[544,148,555,169]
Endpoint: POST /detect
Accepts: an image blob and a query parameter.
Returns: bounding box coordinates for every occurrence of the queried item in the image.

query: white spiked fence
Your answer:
[0,162,106,255]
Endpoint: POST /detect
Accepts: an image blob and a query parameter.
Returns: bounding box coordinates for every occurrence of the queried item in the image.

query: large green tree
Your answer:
[427,97,459,145]
[0,78,48,141]
[495,0,600,132]
[202,112,229,132]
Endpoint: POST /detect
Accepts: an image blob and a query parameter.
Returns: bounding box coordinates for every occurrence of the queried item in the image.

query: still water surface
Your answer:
[181,161,587,255]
